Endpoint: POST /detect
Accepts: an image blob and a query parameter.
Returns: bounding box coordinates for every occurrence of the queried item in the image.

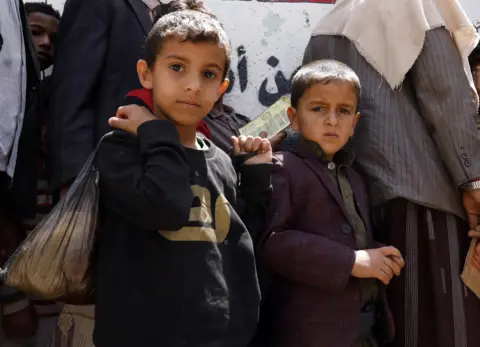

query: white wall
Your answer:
[33,0,480,118]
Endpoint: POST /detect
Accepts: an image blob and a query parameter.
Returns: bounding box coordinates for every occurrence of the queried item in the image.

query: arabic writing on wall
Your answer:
[226,45,300,108]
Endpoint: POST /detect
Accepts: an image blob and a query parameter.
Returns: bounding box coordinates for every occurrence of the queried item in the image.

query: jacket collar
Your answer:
[291,137,356,222]
[292,136,355,167]
[127,0,152,34]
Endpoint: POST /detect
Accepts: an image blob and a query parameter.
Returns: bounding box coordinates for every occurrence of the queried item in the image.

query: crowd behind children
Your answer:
[1,0,480,347]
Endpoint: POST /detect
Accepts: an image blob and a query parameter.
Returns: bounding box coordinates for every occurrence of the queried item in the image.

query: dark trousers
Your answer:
[373,199,480,347]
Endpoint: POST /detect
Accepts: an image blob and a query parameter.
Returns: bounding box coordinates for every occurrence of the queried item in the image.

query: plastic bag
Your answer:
[0,151,99,303]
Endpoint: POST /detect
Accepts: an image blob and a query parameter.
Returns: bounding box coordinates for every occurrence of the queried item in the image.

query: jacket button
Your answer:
[464,159,472,167]
[342,224,352,234]
[461,153,467,159]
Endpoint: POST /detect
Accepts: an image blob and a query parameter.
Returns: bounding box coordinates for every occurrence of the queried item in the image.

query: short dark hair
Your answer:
[469,44,480,69]
[24,2,61,20]
[291,60,361,110]
[145,9,231,79]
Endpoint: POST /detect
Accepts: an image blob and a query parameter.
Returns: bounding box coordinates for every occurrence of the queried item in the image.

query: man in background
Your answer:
[0,0,42,342]
[49,0,163,192]
[25,2,60,73]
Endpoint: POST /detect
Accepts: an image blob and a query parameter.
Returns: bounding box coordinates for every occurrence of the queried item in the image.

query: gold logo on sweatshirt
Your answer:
[159,185,231,242]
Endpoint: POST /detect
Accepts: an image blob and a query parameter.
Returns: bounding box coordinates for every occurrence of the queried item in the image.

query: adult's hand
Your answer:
[463,189,480,236]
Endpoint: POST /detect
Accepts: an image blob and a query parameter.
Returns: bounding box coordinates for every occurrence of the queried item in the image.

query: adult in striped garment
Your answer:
[303,0,480,346]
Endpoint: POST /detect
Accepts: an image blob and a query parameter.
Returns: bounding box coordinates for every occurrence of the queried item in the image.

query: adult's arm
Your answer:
[48,0,109,189]
[409,27,480,186]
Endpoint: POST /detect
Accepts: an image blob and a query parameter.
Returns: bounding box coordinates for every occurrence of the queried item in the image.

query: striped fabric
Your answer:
[304,27,480,218]
[0,0,26,177]
[371,199,480,347]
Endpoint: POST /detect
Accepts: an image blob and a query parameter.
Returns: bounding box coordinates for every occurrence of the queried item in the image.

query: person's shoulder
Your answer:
[204,141,237,192]
[273,150,302,169]
[97,130,138,157]
[208,140,234,171]
[232,112,251,126]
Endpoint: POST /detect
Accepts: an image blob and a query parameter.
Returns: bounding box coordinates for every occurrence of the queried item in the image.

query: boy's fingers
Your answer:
[260,139,272,154]
[231,136,241,154]
[237,135,247,153]
[109,117,136,135]
[108,117,125,129]
[389,255,405,269]
[377,271,390,285]
[251,137,263,153]
[116,105,137,119]
[385,257,401,276]
[381,264,394,279]
[380,246,402,259]
[243,136,255,152]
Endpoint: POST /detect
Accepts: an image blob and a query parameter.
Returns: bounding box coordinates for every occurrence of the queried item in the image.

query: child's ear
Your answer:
[218,79,230,96]
[137,60,153,90]
[351,112,360,136]
[287,106,300,132]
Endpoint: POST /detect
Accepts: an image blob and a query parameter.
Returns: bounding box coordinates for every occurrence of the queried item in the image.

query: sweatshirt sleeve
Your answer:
[237,163,273,243]
[257,161,356,294]
[96,120,194,231]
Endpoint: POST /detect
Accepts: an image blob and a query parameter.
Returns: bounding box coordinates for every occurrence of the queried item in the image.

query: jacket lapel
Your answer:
[291,143,351,222]
[127,0,152,35]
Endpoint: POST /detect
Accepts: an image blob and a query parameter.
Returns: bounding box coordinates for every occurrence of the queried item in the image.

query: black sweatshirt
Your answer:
[94,120,272,347]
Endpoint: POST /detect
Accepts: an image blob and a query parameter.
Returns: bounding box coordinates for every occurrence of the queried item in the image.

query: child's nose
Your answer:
[185,75,202,93]
[325,111,339,125]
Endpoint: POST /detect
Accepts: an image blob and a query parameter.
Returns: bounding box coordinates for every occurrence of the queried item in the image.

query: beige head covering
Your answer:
[312,0,479,101]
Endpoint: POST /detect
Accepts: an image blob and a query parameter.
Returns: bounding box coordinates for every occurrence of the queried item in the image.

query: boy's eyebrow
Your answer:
[307,99,355,107]
[166,54,189,62]
[338,103,356,109]
[204,62,224,72]
[166,54,223,72]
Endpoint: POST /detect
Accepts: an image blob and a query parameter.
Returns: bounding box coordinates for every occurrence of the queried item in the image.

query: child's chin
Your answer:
[171,116,203,127]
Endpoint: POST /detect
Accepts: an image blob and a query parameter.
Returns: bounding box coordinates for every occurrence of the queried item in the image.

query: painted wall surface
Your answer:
[32,0,480,118]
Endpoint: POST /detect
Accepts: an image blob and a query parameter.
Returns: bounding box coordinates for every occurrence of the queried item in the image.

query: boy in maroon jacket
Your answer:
[256,60,405,347]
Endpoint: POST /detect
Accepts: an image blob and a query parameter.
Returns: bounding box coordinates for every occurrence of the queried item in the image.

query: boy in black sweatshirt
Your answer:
[94,7,272,347]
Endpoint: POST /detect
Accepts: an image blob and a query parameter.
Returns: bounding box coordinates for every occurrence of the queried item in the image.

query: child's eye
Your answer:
[312,106,325,112]
[340,108,351,115]
[169,64,184,72]
[204,71,217,79]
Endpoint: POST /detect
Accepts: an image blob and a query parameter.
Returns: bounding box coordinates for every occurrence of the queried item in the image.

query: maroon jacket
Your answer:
[255,142,394,347]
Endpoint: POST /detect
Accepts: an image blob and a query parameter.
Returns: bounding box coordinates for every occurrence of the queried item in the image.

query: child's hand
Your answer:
[232,135,272,165]
[109,105,158,136]
[259,130,287,151]
[351,246,405,285]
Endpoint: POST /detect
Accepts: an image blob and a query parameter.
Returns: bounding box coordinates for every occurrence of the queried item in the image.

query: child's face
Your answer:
[138,39,229,127]
[27,12,59,71]
[289,82,360,159]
